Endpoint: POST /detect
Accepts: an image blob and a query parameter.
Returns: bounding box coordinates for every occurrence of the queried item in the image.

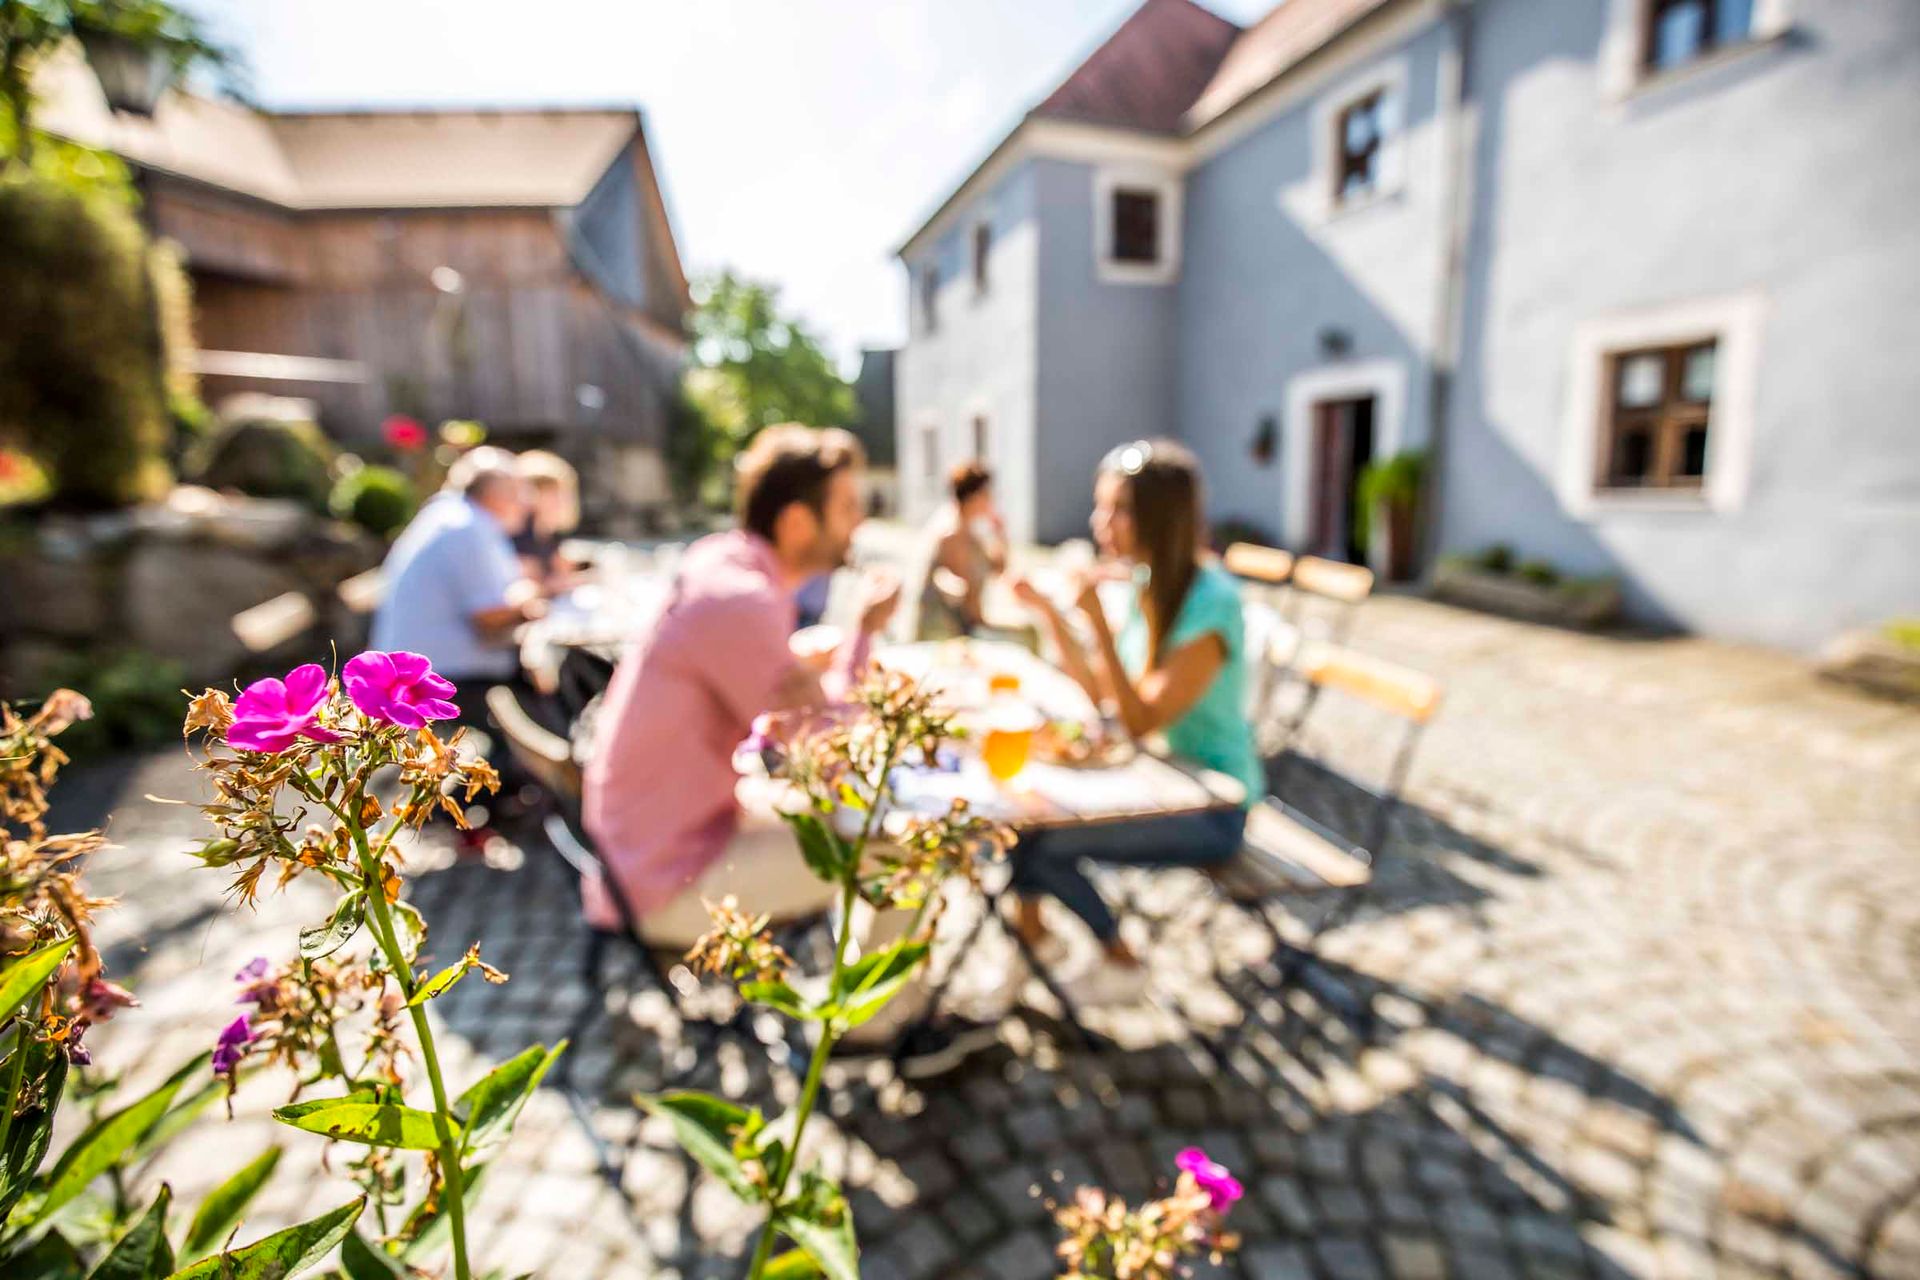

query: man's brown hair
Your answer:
[734,424,865,542]
[949,460,993,504]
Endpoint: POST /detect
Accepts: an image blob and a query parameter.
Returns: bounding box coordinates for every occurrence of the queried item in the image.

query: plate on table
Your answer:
[1031,718,1133,769]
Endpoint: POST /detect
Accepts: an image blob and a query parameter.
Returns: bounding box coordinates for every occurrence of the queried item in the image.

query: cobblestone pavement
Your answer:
[62,594,1920,1279]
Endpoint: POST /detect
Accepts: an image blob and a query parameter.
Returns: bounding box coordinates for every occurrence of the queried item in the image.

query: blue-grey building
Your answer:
[896,0,1920,650]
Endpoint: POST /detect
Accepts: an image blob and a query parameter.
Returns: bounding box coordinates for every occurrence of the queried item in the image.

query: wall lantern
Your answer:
[76,27,174,117]
[1318,327,1353,359]
[1250,413,1278,466]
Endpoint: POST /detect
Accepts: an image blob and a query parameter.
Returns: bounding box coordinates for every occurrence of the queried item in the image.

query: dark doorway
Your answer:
[1308,396,1376,563]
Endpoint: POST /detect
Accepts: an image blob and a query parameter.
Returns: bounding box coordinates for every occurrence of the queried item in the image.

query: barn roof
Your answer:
[35,46,643,211]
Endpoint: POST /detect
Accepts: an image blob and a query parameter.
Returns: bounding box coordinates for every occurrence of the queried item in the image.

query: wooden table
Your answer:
[874,640,1245,831]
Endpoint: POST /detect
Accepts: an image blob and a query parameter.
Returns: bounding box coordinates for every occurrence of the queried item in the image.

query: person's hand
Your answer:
[1009,573,1053,614]
[856,568,902,635]
[1068,567,1107,619]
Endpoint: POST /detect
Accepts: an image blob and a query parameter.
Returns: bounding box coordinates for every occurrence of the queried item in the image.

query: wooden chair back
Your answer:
[1291,556,1374,606]
[1298,646,1443,725]
[1223,542,1295,585]
[485,685,582,801]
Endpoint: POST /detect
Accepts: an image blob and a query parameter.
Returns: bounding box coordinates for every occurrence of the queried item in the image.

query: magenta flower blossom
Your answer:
[234,956,275,1005]
[75,977,138,1024]
[342,651,459,729]
[227,664,343,753]
[212,1015,256,1077]
[1175,1147,1243,1213]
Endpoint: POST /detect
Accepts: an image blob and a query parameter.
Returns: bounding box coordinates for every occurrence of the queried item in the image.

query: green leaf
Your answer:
[761,1249,823,1278]
[454,1042,564,1159]
[634,1091,758,1201]
[0,937,76,1023]
[87,1183,173,1280]
[162,1198,363,1280]
[30,1065,186,1225]
[738,981,821,1021]
[369,903,426,975]
[5,1226,83,1279]
[784,812,851,883]
[298,890,364,960]
[775,1170,858,1280]
[0,1038,66,1223]
[833,940,929,1028]
[338,1230,407,1279]
[130,1056,217,1162]
[181,1147,280,1262]
[272,1097,446,1152]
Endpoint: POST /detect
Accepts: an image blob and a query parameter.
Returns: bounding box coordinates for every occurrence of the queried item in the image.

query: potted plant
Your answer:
[1355,449,1425,582]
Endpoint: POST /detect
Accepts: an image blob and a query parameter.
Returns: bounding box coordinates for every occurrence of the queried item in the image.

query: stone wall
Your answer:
[0,487,382,696]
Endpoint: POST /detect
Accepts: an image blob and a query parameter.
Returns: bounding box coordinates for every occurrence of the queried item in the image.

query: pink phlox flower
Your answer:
[75,977,138,1024]
[212,1015,256,1077]
[342,651,459,729]
[1175,1147,1244,1213]
[227,664,343,753]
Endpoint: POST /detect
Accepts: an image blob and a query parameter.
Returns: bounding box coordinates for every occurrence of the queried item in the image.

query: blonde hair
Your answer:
[516,449,580,535]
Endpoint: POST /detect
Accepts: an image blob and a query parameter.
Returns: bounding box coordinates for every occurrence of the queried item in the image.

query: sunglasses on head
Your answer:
[1101,441,1158,476]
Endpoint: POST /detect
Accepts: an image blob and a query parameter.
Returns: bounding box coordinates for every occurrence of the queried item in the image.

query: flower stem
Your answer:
[0,1016,30,1156]
[351,815,472,1280]
[746,736,899,1278]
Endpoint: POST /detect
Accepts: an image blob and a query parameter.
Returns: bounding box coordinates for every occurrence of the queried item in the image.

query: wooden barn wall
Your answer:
[182,206,679,451]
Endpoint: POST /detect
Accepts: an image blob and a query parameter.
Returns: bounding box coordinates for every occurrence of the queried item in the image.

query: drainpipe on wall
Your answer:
[1418,0,1477,584]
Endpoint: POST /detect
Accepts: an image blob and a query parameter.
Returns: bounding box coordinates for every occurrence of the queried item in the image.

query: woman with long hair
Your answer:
[1010,439,1261,1005]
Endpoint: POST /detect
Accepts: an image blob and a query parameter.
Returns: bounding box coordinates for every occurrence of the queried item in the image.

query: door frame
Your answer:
[1283,358,1407,549]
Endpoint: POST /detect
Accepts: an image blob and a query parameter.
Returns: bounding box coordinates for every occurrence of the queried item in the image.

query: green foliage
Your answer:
[0,938,76,1023]
[271,1096,448,1152]
[453,1042,564,1161]
[676,270,858,503]
[1476,543,1514,574]
[33,650,185,759]
[1884,619,1920,652]
[163,1197,364,1280]
[0,172,173,506]
[189,418,336,511]
[181,1149,279,1262]
[1515,559,1560,587]
[1353,449,1425,553]
[87,1182,172,1279]
[329,465,418,539]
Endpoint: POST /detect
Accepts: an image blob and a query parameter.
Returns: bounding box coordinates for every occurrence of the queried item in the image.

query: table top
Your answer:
[872,640,1244,832]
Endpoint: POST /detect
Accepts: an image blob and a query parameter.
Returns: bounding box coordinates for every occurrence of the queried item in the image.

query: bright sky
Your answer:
[186,0,1270,371]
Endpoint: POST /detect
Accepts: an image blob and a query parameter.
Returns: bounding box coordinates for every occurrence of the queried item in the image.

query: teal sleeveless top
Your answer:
[1116,562,1263,808]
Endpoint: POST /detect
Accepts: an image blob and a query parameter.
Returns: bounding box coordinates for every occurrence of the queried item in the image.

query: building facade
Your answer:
[896,0,1920,649]
[39,48,691,521]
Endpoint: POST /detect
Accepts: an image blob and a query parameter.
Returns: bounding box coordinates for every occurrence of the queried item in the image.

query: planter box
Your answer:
[1433,562,1622,630]
[1817,630,1920,703]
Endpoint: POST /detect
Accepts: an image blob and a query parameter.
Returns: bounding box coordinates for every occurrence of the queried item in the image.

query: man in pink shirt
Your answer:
[582,425,898,942]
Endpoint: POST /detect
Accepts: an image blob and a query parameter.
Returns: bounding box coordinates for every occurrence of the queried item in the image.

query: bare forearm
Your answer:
[1082,608,1152,737]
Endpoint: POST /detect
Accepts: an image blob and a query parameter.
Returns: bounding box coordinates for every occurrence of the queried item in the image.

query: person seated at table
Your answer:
[1009,439,1262,1005]
[912,461,1008,640]
[513,449,585,595]
[582,424,994,1070]
[372,446,547,732]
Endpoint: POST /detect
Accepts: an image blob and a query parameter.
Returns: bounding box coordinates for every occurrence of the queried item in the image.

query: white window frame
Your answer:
[916,417,943,499]
[916,263,940,336]
[1599,0,1794,100]
[1281,359,1408,549]
[1313,55,1410,219]
[970,220,992,299]
[1558,291,1766,517]
[1093,167,1181,286]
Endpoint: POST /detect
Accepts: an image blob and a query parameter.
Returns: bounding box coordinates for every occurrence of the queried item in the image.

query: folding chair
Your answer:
[1211,645,1442,1022]
[1222,542,1298,739]
[1252,555,1376,753]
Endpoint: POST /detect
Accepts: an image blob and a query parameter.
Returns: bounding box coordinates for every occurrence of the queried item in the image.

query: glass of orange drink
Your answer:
[981,700,1042,783]
[987,672,1021,695]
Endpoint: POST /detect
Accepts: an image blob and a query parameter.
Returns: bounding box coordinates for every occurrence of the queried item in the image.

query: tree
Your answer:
[675,271,857,503]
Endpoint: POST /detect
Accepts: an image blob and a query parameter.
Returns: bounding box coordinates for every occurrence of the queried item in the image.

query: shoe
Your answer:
[1058,959,1151,1009]
[894,1019,1002,1080]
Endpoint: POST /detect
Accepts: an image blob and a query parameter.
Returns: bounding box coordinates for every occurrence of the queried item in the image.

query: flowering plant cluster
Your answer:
[648,671,1014,1279]
[166,650,560,1280]
[1053,1147,1243,1279]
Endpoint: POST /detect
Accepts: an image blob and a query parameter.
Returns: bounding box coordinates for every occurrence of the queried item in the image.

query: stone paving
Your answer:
[59,592,1920,1279]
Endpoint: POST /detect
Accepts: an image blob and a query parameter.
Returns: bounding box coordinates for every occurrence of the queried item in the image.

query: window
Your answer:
[1645,0,1755,72]
[1599,341,1717,489]
[1335,90,1386,206]
[972,222,992,296]
[917,265,939,335]
[970,414,989,461]
[920,423,941,486]
[1110,188,1160,265]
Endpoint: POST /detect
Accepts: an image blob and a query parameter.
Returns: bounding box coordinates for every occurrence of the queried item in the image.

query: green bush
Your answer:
[1476,543,1515,574]
[0,172,173,506]
[1515,559,1560,587]
[330,463,418,538]
[33,649,186,760]
[1354,450,1426,552]
[189,417,337,510]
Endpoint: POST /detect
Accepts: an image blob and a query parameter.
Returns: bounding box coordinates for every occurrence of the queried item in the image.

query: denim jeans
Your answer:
[1010,807,1248,943]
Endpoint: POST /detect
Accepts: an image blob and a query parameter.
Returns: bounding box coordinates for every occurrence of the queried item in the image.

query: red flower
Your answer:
[383,415,427,452]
